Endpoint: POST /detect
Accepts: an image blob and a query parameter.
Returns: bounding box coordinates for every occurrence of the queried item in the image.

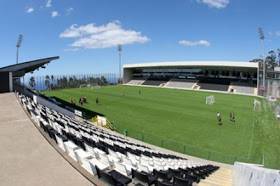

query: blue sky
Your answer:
[0,0,279,76]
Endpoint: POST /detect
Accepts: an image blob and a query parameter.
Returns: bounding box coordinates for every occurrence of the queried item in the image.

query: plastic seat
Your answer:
[173,176,192,186]
[132,169,157,186]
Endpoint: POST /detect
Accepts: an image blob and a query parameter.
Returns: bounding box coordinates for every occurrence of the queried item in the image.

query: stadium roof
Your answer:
[0,56,59,77]
[123,61,258,69]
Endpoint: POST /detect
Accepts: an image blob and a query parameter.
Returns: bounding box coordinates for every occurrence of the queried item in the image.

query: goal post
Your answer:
[206,95,215,105]
[253,99,261,112]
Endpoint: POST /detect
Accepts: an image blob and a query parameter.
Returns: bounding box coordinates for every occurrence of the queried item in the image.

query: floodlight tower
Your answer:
[117,44,122,83]
[16,34,23,64]
[258,27,266,92]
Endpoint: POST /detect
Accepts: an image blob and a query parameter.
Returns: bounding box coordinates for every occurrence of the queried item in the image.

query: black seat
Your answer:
[48,129,57,143]
[153,170,172,181]
[168,168,182,178]
[56,133,68,142]
[156,180,173,186]
[132,169,157,186]
[109,170,132,185]
[96,166,131,186]
[95,166,117,185]
[173,176,192,186]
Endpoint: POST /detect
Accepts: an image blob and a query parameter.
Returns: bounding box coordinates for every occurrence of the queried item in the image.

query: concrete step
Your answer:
[198,167,232,186]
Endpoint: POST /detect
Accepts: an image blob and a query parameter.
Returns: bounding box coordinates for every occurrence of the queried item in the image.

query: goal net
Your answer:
[253,99,261,112]
[206,95,215,105]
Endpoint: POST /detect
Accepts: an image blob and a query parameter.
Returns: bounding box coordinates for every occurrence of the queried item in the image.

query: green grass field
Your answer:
[43,85,280,169]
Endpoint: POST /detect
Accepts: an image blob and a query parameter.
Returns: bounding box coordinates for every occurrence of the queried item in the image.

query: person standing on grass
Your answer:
[79,97,82,106]
[232,112,236,123]
[229,112,236,123]
[83,96,87,103]
[96,97,99,105]
[217,112,222,125]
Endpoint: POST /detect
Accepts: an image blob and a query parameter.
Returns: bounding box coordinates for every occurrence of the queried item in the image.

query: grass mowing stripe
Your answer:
[43,86,280,168]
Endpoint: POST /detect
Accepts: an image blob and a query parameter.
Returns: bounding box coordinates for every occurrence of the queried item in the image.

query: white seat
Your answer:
[138,164,149,173]
[84,143,95,156]
[74,149,96,175]
[93,148,106,158]
[74,149,92,164]
[122,157,136,172]
[89,157,110,171]
[55,134,66,151]
[64,141,79,161]
[140,159,154,172]
[108,149,121,163]
[34,115,41,126]
[114,161,131,176]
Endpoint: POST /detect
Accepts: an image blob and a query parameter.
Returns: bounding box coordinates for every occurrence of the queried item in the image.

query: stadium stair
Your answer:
[142,80,168,86]
[198,167,232,186]
[126,79,145,85]
[164,79,198,89]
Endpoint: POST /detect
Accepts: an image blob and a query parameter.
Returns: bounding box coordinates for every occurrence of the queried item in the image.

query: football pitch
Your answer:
[43,85,280,168]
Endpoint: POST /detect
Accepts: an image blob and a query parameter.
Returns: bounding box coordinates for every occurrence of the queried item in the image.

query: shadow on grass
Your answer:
[51,96,105,120]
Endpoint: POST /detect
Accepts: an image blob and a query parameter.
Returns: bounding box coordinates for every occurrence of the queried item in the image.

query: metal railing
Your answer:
[113,126,263,165]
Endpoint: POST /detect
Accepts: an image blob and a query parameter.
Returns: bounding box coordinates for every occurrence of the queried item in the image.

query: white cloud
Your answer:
[179,39,211,47]
[64,48,80,52]
[66,7,74,15]
[60,21,150,49]
[26,7,34,13]
[46,0,52,8]
[197,0,229,9]
[269,31,280,37]
[51,11,59,18]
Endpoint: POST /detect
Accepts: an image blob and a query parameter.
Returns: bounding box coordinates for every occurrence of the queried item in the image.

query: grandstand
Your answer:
[1,57,280,186]
[123,61,258,95]
[17,91,225,186]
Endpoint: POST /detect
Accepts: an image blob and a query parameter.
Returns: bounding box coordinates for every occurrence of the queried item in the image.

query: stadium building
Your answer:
[123,61,259,95]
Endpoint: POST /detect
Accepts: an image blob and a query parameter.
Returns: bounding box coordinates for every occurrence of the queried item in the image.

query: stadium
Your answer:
[1,55,280,186]
[1,1,280,186]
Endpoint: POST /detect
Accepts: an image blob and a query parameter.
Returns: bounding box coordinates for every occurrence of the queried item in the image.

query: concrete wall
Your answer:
[123,68,133,83]
[266,79,280,98]
[233,162,280,186]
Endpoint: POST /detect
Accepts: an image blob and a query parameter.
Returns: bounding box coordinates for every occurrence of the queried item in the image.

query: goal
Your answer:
[253,99,261,112]
[206,95,215,105]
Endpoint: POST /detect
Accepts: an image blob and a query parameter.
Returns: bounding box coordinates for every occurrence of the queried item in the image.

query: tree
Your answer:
[100,76,108,85]
[50,75,55,89]
[250,49,280,70]
[29,76,36,90]
[45,75,50,90]
[57,76,68,89]
[266,50,277,70]
[277,49,280,66]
